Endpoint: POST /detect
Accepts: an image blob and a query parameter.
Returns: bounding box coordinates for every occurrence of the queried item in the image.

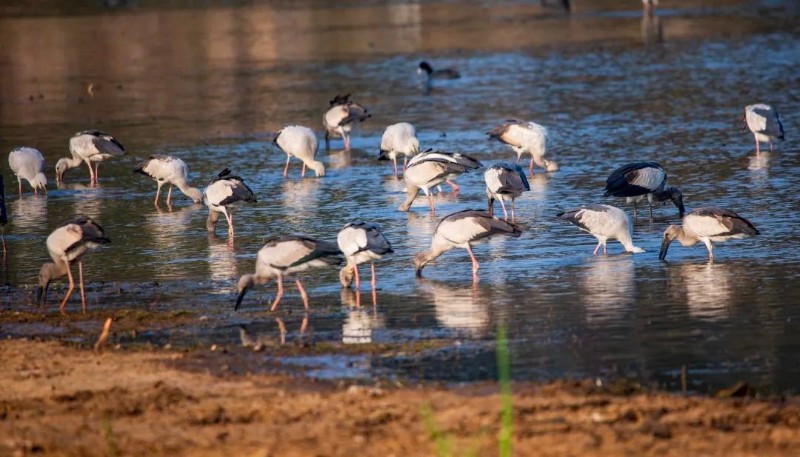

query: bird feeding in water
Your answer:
[379,122,420,177]
[8,147,47,195]
[557,204,645,255]
[323,94,370,151]
[337,221,393,296]
[743,104,784,157]
[235,235,343,311]
[484,162,530,222]
[487,120,559,174]
[399,150,482,213]
[133,155,203,206]
[37,215,110,314]
[273,125,326,178]
[413,209,521,281]
[659,207,759,262]
[56,130,126,185]
[604,162,684,220]
[203,168,257,238]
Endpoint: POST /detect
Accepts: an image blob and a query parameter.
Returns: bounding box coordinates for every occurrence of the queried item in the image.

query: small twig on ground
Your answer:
[94,317,112,355]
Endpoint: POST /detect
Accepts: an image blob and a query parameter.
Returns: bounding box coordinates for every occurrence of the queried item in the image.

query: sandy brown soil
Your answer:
[2,340,800,456]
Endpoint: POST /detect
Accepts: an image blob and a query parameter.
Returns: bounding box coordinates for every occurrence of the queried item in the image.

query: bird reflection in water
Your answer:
[9,195,48,232]
[672,263,733,321]
[580,257,635,324]
[281,179,320,223]
[239,315,309,348]
[207,234,238,290]
[641,13,663,45]
[420,279,490,337]
[341,288,385,344]
[327,148,352,170]
[145,206,198,280]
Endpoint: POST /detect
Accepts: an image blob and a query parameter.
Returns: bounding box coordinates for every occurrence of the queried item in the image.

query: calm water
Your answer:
[1,0,800,394]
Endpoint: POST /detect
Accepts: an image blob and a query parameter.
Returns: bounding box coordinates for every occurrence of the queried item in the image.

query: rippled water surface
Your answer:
[1,0,799,393]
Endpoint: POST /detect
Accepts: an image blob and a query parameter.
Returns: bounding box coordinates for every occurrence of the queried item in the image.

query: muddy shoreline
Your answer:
[2,338,800,456]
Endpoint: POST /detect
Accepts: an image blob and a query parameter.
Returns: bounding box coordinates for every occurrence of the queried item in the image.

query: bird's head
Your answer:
[413,251,431,277]
[310,161,326,177]
[417,61,433,75]
[339,265,354,288]
[55,159,70,182]
[31,173,48,193]
[186,188,204,204]
[234,274,255,311]
[659,225,682,260]
[37,262,59,305]
[544,159,560,172]
[665,187,685,216]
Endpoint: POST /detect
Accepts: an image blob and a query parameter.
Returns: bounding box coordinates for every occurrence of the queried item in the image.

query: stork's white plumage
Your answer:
[399,151,482,213]
[744,104,784,156]
[8,147,47,195]
[323,94,370,151]
[337,221,393,296]
[235,235,343,311]
[659,207,759,261]
[203,168,257,238]
[134,155,202,206]
[379,123,420,177]
[56,130,126,184]
[557,204,645,255]
[413,209,521,281]
[37,215,110,314]
[604,162,685,220]
[487,120,558,174]
[274,125,325,178]
[484,162,530,221]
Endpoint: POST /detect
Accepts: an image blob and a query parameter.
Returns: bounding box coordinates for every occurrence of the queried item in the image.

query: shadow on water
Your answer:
[1,0,800,393]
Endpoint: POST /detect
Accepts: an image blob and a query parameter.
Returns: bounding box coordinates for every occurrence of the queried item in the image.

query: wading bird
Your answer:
[0,174,7,254]
[557,204,645,255]
[8,147,47,195]
[399,151,482,213]
[337,221,393,293]
[274,125,325,178]
[604,162,684,220]
[485,162,530,222]
[487,120,559,174]
[413,209,521,281]
[235,235,343,311]
[133,155,203,206]
[203,169,257,238]
[659,207,759,261]
[417,61,461,80]
[379,122,420,177]
[323,94,370,151]
[37,215,110,314]
[56,130,126,184]
[744,104,784,156]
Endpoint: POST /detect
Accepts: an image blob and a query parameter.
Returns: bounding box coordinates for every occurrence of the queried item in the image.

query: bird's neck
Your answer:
[399,185,419,211]
[675,228,699,247]
[63,156,83,168]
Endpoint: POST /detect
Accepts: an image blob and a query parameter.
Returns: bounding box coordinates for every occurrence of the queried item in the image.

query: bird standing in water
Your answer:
[37,215,110,314]
[379,123,420,177]
[604,162,684,221]
[557,204,645,255]
[274,125,326,178]
[56,130,126,185]
[743,104,784,157]
[134,155,203,206]
[323,94,370,151]
[337,221,393,297]
[487,120,559,175]
[8,147,48,195]
[484,162,530,222]
[659,207,759,262]
[203,169,257,239]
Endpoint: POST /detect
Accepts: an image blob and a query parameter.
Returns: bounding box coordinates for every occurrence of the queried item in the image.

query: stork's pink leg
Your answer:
[301,163,306,177]
[86,162,96,183]
[270,277,285,311]
[403,157,408,173]
[154,185,161,206]
[283,156,291,177]
[603,244,607,255]
[166,186,173,206]
[295,279,309,311]
[755,137,760,157]
[499,199,509,220]
[428,194,436,212]
[344,135,351,151]
[393,158,399,177]
[300,314,309,334]
[18,179,22,196]
[529,158,534,175]
[78,261,87,314]
[370,263,377,306]
[465,244,480,276]
[276,317,287,344]
[511,200,516,223]
[593,242,602,255]
[446,180,460,192]
[95,163,100,179]
[59,265,76,314]
[353,265,361,291]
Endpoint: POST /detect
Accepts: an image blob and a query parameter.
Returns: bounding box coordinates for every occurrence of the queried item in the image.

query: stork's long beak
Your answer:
[415,268,423,278]
[36,283,48,306]
[234,287,248,311]
[658,236,671,261]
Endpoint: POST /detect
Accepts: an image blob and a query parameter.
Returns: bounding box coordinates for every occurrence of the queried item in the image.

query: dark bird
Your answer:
[37,215,110,314]
[604,162,684,220]
[417,61,461,80]
[659,207,759,261]
[235,236,343,311]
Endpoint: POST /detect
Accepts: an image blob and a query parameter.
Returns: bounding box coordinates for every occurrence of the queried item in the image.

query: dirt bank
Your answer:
[1,339,799,456]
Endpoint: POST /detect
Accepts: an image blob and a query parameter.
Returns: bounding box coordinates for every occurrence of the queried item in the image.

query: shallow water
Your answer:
[1,0,800,394]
